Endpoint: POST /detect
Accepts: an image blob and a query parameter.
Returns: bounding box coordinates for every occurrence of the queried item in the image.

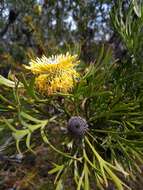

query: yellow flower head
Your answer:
[25,52,79,75]
[25,52,80,95]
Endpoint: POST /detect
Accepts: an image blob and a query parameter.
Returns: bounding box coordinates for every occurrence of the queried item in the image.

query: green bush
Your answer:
[0,1,143,190]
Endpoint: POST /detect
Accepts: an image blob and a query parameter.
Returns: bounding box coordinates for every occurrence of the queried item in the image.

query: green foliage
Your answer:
[0,0,143,190]
[111,0,143,60]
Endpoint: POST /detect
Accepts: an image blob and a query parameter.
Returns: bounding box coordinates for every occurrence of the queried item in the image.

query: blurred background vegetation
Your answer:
[0,0,113,72]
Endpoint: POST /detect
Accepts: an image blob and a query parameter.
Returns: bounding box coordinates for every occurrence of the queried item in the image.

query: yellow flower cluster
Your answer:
[25,52,79,95]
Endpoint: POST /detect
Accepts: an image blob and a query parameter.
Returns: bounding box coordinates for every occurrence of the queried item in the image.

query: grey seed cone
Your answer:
[67,116,88,137]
